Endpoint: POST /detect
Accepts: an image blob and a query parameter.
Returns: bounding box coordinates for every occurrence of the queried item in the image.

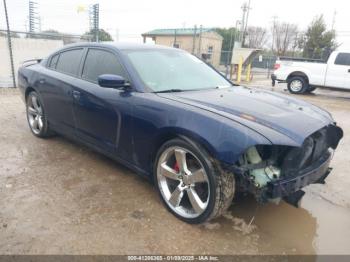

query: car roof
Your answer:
[60,42,179,51]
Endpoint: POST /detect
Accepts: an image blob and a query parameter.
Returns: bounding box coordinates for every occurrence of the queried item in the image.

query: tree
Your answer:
[273,22,298,56]
[246,26,267,49]
[83,29,113,42]
[299,15,337,60]
[215,27,238,64]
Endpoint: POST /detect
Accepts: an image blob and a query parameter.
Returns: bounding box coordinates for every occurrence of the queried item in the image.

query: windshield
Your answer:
[124,49,231,92]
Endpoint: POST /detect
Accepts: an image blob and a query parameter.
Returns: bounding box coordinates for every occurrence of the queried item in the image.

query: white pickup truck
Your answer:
[272,51,350,94]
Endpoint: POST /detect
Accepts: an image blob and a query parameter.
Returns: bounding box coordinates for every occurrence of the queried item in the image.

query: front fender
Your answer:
[152,120,271,167]
[131,97,272,174]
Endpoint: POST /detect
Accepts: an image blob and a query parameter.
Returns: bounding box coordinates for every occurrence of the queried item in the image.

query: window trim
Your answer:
[46,47,85,78]
[80,47,130,85]
[45,45,136,91]
[48,53,60,69]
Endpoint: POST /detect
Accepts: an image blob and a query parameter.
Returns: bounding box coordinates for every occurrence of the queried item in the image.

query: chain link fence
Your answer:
[1,30,277,88]
[211,50,276,83]
[0,30,92,87]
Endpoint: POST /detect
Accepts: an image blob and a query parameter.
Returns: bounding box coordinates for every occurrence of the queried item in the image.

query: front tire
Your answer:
[287,76,309,94]
[26,91,54,138]
[154,138,235,224]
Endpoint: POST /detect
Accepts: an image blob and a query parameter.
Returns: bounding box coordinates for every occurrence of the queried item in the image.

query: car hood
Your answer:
[157,86,333,146]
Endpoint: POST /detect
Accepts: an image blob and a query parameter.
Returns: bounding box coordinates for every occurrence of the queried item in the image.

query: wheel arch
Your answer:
[25,86,36,102]
[150,128,219,174]
[287,71,309,84]
[148,124,270,175]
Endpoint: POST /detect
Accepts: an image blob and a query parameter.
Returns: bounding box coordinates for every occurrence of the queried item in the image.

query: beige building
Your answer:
[142,28,223,67]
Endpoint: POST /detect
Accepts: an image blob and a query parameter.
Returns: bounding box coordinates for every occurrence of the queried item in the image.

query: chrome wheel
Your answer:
[290,79,303,92]
[157,146,210,219]
[27,94,44,135]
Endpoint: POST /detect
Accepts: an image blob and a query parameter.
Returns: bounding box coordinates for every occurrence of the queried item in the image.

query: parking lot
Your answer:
[0,85,349,255]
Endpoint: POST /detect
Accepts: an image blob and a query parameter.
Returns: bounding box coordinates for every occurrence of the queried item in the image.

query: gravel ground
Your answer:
[0,86,349,255]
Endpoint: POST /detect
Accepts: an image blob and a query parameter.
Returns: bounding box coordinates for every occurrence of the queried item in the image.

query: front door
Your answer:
[72,48,133,157]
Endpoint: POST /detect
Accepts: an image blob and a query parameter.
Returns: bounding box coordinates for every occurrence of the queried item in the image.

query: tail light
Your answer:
[274,63,281,70]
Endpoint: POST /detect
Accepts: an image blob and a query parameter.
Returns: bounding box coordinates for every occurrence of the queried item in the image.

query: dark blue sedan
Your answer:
[18,43,343,223]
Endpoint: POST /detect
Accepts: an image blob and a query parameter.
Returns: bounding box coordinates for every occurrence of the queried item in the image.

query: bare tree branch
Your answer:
[273,22,298,56]
[246,26,267,49]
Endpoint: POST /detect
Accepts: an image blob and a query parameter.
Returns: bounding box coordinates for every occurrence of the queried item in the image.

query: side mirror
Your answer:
[98,74,130,89]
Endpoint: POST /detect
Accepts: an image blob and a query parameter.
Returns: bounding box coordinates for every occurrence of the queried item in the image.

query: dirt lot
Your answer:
[0,86,349,255]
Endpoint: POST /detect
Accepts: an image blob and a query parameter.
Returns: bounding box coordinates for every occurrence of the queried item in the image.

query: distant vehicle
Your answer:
[272,51,350,94]
[18,43,343,224]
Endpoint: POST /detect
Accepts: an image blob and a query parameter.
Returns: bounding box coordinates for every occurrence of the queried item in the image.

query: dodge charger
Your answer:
[18,43,343,224]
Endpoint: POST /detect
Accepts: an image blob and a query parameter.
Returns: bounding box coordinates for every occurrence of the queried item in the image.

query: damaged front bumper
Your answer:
[232,149,333,207]
[266,150,332,200]
[228,123,342,208]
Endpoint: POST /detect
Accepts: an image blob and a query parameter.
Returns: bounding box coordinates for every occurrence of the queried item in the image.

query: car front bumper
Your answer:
[267,150,332,199]
[235,149,333,206]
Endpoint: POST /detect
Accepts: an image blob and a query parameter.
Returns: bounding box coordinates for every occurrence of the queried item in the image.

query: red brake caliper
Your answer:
[173,162,180,173]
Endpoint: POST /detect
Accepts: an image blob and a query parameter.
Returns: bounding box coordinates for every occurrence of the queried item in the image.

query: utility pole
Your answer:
[192,25,197,54]
[268,15,278,78]
[242,0,251,46]
[240,0,251,47]
[174,29,177,47]
[271,16,278,54]
[198,25,203,57]
[3,0,16,88]
[331,10,337,31]
[240,3,246,43]
[228,27,234,62]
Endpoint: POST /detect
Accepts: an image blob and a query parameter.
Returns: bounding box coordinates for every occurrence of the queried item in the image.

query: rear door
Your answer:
[39,48,84,136]
[325,52,350,89]
[72,48,133,156]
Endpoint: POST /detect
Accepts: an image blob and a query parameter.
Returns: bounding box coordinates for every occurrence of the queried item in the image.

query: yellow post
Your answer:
[246,63,251,82]
[237,56,243,84]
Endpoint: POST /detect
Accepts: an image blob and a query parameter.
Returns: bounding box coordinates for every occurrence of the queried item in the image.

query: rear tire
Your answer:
[287,76,309,94]
[154,138,235,224]
[26,91,54,138]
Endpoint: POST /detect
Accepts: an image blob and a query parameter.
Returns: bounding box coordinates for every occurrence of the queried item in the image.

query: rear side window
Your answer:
[49,53,59,69]
[56,49,84,76]
[335,53,350,66]
[82,49,127,83]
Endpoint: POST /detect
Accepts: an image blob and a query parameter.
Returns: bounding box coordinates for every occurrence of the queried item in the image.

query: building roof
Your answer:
[55,42,183,51]
[142,28,216,37]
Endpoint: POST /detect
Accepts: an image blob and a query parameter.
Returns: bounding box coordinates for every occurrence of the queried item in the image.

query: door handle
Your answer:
[72,90,81,100]
[348,69,350,73]
[39,78,45,84]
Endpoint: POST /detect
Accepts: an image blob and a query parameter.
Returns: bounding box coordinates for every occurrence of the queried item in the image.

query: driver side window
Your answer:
[82,49,128,83]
